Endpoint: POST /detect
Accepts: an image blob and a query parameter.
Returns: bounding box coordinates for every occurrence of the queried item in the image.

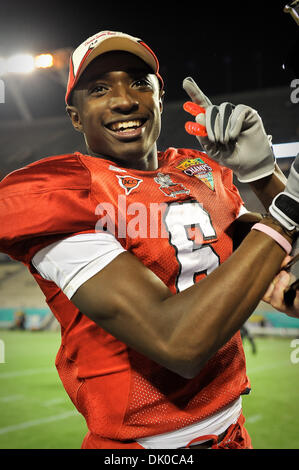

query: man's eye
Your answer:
[90,85,108,95]
[133,79,152,89]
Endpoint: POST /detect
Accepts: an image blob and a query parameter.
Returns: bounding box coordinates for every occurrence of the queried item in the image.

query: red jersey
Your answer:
[0,147,250,448]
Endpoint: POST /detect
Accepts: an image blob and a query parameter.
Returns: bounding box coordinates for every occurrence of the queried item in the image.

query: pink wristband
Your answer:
[251,223,292,254]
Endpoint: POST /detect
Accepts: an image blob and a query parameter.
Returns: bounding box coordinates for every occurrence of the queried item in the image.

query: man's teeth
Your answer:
[109,120,143,131]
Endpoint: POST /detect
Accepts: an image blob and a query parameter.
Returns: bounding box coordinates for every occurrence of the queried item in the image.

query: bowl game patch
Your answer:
[176,157,214,191]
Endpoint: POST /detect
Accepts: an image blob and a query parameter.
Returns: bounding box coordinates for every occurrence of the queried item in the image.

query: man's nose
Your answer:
[109,85,139,113]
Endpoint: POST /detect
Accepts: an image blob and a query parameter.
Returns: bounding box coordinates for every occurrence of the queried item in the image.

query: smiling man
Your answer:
[0,31,298,450]
[67,50,163,170]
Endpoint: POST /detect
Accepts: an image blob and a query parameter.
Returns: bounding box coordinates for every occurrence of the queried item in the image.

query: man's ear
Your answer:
[66,105,83,133]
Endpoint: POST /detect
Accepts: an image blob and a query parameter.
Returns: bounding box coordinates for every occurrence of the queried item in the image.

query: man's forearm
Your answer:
[72,219,294,379]
[249,163,287,210]
[232,165,287,248]
[160,217,292,377]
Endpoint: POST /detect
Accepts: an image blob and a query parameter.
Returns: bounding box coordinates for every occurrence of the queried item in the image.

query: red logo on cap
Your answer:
[84,31,116,47]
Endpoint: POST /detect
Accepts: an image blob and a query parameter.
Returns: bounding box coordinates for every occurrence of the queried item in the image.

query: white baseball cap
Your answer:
[65,30,164,104]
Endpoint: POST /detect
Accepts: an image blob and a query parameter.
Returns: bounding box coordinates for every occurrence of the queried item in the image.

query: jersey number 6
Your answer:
[164,200,220,292]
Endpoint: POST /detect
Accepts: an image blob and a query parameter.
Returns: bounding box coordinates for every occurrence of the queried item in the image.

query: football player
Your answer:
[0,31,298,449]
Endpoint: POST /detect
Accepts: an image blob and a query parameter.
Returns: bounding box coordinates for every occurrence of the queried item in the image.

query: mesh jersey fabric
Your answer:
[0,147,250,447]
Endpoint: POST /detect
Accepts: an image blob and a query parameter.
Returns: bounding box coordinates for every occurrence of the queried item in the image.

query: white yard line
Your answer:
[42,397,68,407]
[0,367,55,379]
[0,410,79,435]
[0,394,24,402]
[247,359,290,374]
[246,414,262,424]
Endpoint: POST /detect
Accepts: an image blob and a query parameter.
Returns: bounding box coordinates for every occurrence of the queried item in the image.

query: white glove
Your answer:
[183,77,276,183]
[269,153,299,231]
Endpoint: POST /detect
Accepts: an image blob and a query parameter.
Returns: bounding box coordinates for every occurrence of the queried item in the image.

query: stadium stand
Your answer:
[0,259,58,330]
[0,86,298,179]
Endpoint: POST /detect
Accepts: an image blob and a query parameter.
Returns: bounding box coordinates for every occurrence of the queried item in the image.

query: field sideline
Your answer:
[0,330,298,449]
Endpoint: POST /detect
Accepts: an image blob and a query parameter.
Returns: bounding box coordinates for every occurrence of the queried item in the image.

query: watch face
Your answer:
[276,194,299,227]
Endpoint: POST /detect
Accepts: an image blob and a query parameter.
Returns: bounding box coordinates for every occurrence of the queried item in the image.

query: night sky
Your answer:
[0,0,298,118]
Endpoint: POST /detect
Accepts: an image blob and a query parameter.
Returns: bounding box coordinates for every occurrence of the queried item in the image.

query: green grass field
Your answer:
[0,330,298,449]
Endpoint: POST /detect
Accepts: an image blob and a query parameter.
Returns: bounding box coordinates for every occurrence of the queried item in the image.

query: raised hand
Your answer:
[183,77,275,183]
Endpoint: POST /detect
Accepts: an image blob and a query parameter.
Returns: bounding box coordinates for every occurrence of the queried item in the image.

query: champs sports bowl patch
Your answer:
[176,157,214,191]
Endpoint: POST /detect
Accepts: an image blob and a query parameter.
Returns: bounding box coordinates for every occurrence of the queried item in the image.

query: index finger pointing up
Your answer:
[182,77,212,108]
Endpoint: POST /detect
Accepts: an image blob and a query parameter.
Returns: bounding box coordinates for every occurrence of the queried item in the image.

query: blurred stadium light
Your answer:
[6,54,35,75]
[0,48,71,122]
[0,48,71,78]
[34,53,54,69]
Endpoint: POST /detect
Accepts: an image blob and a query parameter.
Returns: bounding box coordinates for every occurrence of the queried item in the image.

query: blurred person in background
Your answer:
[10,310,26,330]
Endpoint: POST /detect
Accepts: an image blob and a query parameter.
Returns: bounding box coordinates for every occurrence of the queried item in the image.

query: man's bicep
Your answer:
[72,250,170,317]
[32,231,173,362]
